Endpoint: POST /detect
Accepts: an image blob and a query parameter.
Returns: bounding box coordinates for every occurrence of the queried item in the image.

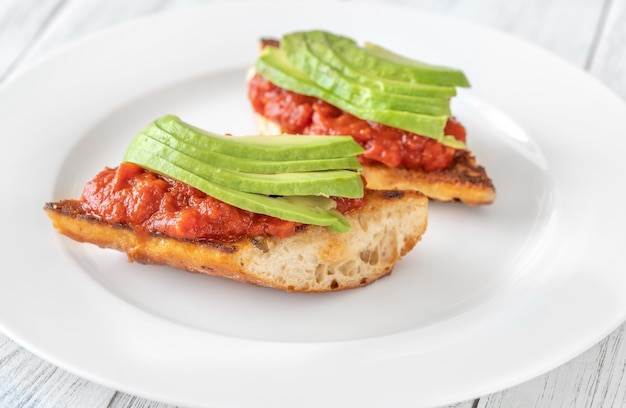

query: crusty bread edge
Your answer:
[44,189,428,292]
[361,156,496,205]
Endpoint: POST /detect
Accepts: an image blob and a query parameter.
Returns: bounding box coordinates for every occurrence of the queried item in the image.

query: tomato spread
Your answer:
[248,74,466,172]
[80,163,365,242]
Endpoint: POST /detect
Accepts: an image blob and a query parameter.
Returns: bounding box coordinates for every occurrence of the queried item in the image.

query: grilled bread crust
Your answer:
[361,153,496,205]
[44,189,428,292]
[253,113,495,205]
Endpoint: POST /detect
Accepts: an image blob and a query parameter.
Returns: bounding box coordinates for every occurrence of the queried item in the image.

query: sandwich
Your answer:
[248,30,495,205]
[44,115,428,292]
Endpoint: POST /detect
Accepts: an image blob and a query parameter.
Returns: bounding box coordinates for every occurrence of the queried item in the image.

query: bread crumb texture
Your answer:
[239,189,427,292]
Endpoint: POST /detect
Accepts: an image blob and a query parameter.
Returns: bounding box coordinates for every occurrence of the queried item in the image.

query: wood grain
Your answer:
[386,0,604,65]
[0,0,66,82]
[0,336,114,407]
[479,325,626,407]
[590,0,626,98]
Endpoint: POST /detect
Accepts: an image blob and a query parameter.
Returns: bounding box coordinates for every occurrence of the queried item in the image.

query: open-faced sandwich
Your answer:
[248,30,495,205]
[44,115,428,292]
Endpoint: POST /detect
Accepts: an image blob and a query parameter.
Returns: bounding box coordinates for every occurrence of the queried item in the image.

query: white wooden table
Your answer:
[1,0,625,407]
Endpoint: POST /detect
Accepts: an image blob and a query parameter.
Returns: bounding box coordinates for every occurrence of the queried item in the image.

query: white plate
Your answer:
[1,1,625,407]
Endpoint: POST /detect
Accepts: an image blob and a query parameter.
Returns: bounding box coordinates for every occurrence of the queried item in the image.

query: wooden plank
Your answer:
[400,0,605,66]
[0,334,115,407]
[448,401,478,408]
[477,323,626,407]
[0,0,66,82]
[12,0,210,70]
[108,393,176,408]
[589,0,626,99]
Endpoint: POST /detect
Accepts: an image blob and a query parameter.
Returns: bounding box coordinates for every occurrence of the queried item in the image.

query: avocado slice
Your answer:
[308,31,469,87]
[156,115,364,160]
[362,42,470,87]
[280,32,451,116]
[122,148,351,233]
[256,46,464,147]
[126,132,364,198]
[141,123,362,173]
[283,31,457,98]
[320,32,457,97]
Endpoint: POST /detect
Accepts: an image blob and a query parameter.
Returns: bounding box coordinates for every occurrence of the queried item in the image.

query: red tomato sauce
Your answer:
[248,74,466,172]
[80,163,365,242]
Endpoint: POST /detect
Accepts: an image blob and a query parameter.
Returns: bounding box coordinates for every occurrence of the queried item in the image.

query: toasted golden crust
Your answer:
[361,151,496,205]
[44,189,428,292]
[253,113,495,205]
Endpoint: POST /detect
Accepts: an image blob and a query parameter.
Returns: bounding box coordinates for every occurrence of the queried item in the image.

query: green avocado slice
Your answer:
[362,42,470,87]
[280,32,451,116]
[305,31,457,97]
[256,47,465,148]
[316,32,470,87]
[122,149,351,233]
[141,123,362,173]
[155,115,364,160]
[126,132,364,198]
[283,31,457,98]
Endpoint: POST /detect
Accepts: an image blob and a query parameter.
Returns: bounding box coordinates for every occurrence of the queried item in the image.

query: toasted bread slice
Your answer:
[360,153,495,205]
[253,113,495,205]
[44,189,428,292]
